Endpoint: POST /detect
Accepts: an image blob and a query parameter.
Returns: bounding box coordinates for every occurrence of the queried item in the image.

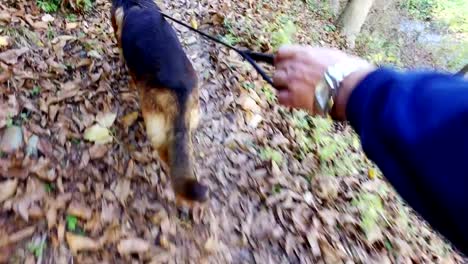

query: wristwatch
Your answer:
[315,63,364,116]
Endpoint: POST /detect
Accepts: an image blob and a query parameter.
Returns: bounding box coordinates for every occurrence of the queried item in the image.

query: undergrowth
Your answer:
[401,0,468,71]
[222,14,296,51]
[291,110,367,177]
[356,32,403,67]
[36,0,94,13]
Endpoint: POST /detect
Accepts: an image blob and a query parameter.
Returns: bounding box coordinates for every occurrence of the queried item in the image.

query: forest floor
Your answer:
[0,0,465,263]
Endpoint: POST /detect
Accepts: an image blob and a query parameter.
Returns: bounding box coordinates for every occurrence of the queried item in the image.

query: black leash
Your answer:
[161,13,276,87]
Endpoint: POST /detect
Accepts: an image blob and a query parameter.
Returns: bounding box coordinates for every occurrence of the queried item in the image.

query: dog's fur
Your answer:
[111,0,208,203]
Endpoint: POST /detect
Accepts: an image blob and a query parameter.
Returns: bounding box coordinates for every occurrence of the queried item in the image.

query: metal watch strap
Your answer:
[315,62,363,115]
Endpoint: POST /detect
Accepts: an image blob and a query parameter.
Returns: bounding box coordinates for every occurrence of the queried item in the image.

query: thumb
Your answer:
[277,90,294,108]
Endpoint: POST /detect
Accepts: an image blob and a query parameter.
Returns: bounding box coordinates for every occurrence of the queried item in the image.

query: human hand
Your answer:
[273,45,374,120]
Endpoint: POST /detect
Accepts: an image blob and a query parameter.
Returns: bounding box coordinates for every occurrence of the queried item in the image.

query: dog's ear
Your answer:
[112,7,125,45]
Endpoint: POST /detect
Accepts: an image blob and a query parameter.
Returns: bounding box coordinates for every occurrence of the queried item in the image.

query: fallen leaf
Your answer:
[204,237,218,254]
[46,206,58,229]
[16,179,46,221]
[159,236,175,252]
[89,144,108,160]
[0,126,24,153]
[57,221,65,243]
[65,232,99,254]
[319,239,342,264]
[67,202,92,220]
[28,205,43,219]
[306,230,321,258]
[246,112,263,128]
[41,14,55,22]
[66,22,79,30]
[30,158,57,182]
[0,36,9,47]
[0,47,29,65]
[0,12,11,22]
[0,179,18,203]
[238,94,261,113]
[96,112,117,128]
[368,168,376,180]
[113,179,131,206]
[117,238,150,255]
[88,50,102,60]
[190,18,198,29]
[84,124,113,144]
[0,95,19,129]
[0,226,35,248]
[314,176,339,202]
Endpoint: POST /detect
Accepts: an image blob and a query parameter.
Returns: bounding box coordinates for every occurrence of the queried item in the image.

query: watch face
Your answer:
[315,79,331,114]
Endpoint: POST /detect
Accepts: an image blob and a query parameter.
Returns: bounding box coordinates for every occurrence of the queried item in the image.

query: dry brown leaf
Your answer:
[238,94,261,113]
[0,12,11,23]
[319,239,342,264]
[30,158,57,182]
[100,201,119,224]
[0,126,23,153]
[89,144,108,160]
[0,226,35,248]
[0,47,29,65]
[66,22,79,30]
[159,236,175,252]
[113,178,131,206]
[57,221,65,243]
[246,112,263,128]
[314,176,339,202]
[67,202,92,220]
[117,238,151,255]
[66,232,100,254]
[204,237,219,254]
[306,230,321,258]
[0,95,19,129]
[0,179,18,203]
[28,205,43,219]
[16,178,46,221]
[46,206,58,229]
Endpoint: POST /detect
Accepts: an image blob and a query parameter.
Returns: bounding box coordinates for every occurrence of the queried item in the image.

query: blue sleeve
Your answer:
[347,68,468,254]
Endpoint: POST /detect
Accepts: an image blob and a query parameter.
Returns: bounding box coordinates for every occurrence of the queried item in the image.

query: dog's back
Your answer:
[111,0,208,203]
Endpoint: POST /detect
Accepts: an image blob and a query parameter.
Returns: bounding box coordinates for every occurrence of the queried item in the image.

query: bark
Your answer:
[329,0,340,17]
[338,0,375,48]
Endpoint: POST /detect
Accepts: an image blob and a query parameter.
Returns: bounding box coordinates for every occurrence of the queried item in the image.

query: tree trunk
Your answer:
[337,0,375,48]
[329,0,340,17]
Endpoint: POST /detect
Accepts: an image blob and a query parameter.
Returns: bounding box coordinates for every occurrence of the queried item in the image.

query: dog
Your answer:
[111,0,208,204]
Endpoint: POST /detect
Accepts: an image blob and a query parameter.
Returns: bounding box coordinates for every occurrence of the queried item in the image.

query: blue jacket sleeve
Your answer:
[347,68,468,254]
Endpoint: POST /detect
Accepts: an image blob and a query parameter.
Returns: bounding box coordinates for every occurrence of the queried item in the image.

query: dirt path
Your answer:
[0,0,465,263]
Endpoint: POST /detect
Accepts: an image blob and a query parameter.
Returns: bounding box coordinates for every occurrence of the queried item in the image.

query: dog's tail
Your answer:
[139,86,208,204]
[169,98,209,203]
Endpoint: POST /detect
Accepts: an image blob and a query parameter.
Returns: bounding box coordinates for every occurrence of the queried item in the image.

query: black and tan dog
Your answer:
[111,0,208,203]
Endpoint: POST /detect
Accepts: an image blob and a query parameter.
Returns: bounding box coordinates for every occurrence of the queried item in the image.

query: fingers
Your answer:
[277,90,294,107]
[275,45,308,63]
[273,69,289,89]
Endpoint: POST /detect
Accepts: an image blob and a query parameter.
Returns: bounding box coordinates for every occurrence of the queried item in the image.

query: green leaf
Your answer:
[66,215,78,232]
[27,240,46,258]
[44,183,55,193]
[260,147,283,164]
[31,86,41,97]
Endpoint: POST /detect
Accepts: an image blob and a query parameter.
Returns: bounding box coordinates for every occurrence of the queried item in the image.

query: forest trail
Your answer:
[0,0,464,263]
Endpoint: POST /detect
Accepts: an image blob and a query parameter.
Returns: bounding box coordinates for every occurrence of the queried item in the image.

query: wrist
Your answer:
[331,67,375,121]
